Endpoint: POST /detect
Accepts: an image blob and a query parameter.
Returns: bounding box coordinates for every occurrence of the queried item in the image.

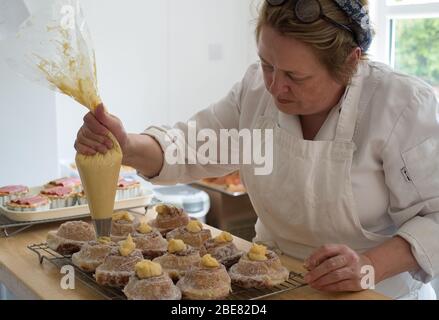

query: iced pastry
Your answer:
[40,186,77,209]
[152,239,201,281]
[228,244,290,288]
[95,235,143,287]
[132,221,168,259]
[47,221,96,255]
[110,211,138,242]
[45,177,82,192]
[204,231,243,268]
[149,204,190,235]
[177,254,232,300]
[71,238,115,272]
[116,178,141,200]
[77,190,87,205]
[166,220,212,253]
[6,195,50,212]
[123,260,181,300]
[0,185,29,206]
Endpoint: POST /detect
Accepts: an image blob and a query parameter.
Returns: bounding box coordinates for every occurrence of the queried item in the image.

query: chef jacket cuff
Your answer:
[397,216,439,283]
[136,126,180,185]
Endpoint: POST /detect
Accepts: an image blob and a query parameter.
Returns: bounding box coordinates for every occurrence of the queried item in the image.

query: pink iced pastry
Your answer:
[118,179,140,189]
[41,187,74,197]
[47,177,81,189]
[0,185,29,196]
[10,195,49,206]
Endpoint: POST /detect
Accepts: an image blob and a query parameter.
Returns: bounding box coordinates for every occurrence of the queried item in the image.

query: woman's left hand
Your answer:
[303,244,374,292]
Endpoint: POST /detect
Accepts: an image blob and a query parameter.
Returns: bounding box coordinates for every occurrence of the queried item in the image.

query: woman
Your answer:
[75,0,439,299]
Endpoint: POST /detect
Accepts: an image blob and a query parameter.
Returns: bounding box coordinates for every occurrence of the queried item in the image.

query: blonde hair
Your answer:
[256,0,371,85]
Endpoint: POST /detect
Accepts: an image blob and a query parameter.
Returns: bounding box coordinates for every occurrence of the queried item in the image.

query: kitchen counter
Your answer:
[0,209,389,300]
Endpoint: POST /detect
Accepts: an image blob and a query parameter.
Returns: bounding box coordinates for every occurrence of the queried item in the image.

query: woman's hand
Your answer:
[74,104,128,156]
[303,244,374,292]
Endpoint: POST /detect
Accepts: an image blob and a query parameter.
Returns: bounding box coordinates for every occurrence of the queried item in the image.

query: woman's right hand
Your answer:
[74,104,128,156]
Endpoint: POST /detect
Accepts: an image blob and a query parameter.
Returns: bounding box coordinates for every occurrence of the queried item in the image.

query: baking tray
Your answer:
[0,186,153,222]
[28,242,306,300]
[192,181,247,197]
[0,213,91,238]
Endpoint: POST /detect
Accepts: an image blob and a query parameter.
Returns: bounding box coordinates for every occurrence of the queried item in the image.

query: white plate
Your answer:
[0,186,153,222]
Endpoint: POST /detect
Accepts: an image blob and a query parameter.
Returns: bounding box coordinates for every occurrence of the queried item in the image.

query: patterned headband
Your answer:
[333,0,373,52]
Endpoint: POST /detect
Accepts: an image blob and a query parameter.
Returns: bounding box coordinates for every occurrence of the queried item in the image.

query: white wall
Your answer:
[0,60,59,187]
[55,0,258,165]
[167,0,259,124]
[367,0,387,64]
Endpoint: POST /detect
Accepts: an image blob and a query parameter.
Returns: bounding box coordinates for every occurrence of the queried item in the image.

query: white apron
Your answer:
[240,68,435,300]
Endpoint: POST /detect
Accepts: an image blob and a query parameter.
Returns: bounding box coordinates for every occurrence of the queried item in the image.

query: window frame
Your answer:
[369,0,439,66]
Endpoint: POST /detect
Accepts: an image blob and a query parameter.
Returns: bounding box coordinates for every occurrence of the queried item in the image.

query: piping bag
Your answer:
[0,0,122,238]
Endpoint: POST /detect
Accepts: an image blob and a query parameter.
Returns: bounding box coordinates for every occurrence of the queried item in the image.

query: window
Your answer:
[392,17,439,94]
[387,0,439,5]
[369,0,439,96]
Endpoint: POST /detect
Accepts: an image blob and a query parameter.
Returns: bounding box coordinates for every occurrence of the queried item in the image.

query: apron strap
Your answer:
[335,66,365,143]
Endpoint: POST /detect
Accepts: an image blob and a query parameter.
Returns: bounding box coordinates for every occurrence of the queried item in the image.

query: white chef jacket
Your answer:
[141,61,439,284]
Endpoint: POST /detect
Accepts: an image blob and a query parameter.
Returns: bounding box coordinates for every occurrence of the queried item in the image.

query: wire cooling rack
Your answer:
[28,243,126,300]
[28,243,307,300]
[227,272,307,300]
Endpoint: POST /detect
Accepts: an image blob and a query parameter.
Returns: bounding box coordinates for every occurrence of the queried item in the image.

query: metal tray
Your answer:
[0,187,153,222]
[28,243,306,300]
[0,187,153,237]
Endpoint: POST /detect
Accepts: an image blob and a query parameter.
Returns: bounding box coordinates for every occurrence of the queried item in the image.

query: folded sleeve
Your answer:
[138,65,259,185]
[382,84,439,283]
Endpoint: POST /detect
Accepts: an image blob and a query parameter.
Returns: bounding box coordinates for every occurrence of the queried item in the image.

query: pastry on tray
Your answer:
[202,171,246,193]
[116,178,142,200]
[166,220,212,253]
[177,254,232,300]
[123,260,181,300]
[110,211,139,242]
[132,221,168,259]
[95,235,143,287]
[226,183,246,193]
[228,244,289,288]
[204,231,243,268]
[149,204,190,235]
[40,186,77,209]
[152,239,201,281]
[47,221,96,255]
[222,171,245,193]
[77,190,87,205]
[0,185,29,206]
[72,237,115,272]
[45,177,82,192]
[6,195,50,212]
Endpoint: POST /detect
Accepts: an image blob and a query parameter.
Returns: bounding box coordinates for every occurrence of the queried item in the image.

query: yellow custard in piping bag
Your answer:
[76,136,122,221]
